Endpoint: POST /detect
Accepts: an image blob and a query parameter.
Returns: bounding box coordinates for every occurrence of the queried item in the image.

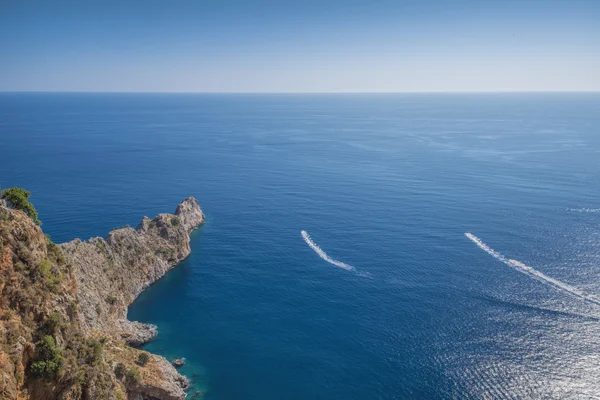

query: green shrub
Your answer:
[136,352,150,367]
[79,338,103,366]
[106,295,118,305]
[125,366,141,385]
[31,258,62,292]
[30,335,64,379]
[1,187,41,225]
[114,362,127,379]
[45,234,66,264]
[37,258,51,278]
[171,217,181,226]
[39,312,63,336]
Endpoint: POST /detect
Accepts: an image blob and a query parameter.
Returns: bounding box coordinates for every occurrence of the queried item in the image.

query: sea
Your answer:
[1,93,600,399]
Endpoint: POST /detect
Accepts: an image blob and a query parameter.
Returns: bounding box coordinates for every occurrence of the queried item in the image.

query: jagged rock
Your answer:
[119,320,158,346]
[175,197,204,231]
[172,358,185,368]
[60,197,204,336]
[126,354,190,400]
[136,216,152,233]
[176,374,190,390]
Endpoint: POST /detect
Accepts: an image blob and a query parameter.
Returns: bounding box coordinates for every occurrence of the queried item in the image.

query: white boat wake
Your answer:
[301,230,355,271]
[465,232,600,306]
[568,208,600,213]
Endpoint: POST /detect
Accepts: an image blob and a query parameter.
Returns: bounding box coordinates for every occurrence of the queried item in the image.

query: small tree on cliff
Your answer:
[1,186,41,225]
[136,352,150,366]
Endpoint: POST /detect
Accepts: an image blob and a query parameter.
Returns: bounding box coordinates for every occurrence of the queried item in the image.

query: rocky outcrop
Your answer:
[103,337,192,400]
[60,197,204,345]
[0,198,204,400]
[61,197,204,399]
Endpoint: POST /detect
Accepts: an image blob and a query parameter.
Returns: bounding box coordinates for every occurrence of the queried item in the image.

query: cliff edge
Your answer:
[0,197,204,400]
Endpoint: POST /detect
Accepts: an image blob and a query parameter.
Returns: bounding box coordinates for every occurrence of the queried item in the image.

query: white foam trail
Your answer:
[465,232,600,306]
[301,230,354,271]
[568,208,600,213]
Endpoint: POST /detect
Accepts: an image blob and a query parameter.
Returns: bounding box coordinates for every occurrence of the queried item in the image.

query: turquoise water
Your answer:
[2,93,600,399]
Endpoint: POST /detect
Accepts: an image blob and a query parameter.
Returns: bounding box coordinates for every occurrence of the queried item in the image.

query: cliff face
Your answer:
[0,198,204,400]
[60,197,204,345]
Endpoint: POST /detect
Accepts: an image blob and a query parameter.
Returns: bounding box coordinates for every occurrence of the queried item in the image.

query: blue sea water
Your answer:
[1,93,600,399]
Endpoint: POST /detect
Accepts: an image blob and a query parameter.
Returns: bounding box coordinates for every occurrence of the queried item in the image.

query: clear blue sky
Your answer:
[1,0,598,92]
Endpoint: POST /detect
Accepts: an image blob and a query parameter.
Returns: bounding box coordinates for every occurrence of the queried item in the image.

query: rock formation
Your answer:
[0,197,204,399]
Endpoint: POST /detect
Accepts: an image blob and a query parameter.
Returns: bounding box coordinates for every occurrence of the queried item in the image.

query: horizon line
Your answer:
[1,90,599,95]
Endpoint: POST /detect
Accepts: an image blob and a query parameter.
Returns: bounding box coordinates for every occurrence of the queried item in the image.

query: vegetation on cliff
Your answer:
[1,187,41,225]
[0,191,121,398]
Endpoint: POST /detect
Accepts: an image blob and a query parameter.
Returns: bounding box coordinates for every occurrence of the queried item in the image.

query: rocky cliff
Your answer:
[0,198,204,400]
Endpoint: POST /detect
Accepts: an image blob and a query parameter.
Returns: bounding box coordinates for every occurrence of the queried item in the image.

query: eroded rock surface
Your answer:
[60,197,204,345]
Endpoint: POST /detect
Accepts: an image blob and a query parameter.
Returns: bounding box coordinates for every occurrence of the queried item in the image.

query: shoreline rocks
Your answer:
[172,358,185,368]
[119,320,159,346]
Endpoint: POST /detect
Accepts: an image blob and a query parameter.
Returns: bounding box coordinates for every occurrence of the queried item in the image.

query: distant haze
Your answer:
[1,0,599,92]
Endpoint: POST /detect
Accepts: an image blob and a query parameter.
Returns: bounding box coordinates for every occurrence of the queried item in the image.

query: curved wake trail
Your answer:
[465,233,600,306]
[301,230,355,271]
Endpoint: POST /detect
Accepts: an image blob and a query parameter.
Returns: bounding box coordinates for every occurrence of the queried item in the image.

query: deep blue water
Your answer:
[2,93,600,399]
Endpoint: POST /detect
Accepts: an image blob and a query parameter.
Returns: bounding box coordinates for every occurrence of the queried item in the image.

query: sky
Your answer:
[0,0,599,92]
